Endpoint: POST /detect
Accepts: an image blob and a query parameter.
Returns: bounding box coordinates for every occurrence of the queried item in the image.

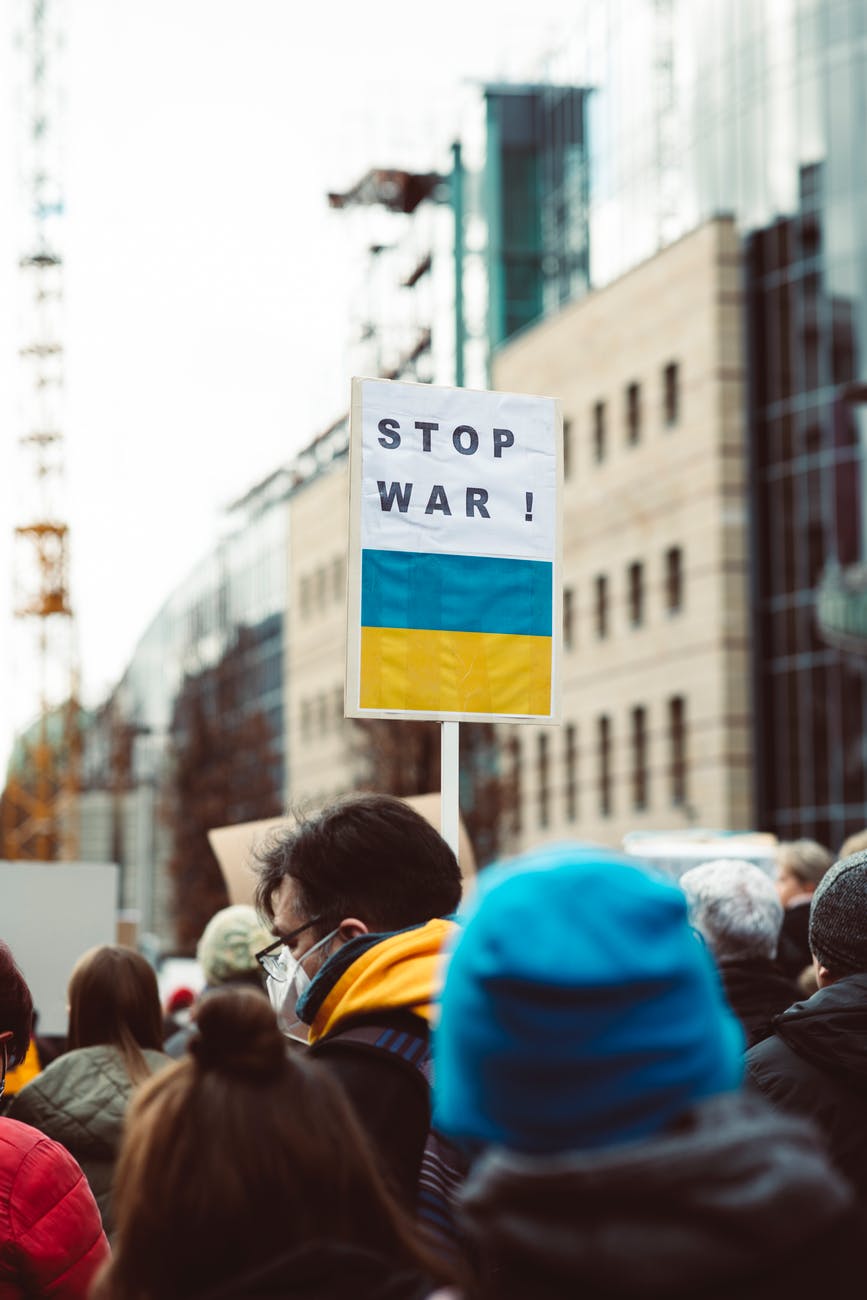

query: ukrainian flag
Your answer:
[360,548,553,715]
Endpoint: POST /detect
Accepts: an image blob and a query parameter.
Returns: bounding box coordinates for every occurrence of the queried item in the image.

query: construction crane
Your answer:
[2,0,80,861]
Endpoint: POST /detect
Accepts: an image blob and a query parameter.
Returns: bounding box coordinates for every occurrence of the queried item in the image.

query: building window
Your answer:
[593,400,606,463]
[663,362,680,427]
[626,381,641,445]
[669,695,687,806]
[316,567,327,609]
[665,546,683,613]
[510,734,522,837]
[598,715,612,817]
[332,556,345,602]
[300,699,311,739]
[631,705,648,811]
[563,586,575,650]
[628,561,644,627]
[318,693,329,735]
[595,574,608,639]
[564,722,577,822]
[563,417,573,479]
[538,733,550,829]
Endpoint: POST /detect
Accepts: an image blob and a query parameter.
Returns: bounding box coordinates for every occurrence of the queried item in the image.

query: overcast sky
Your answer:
[0,0,579,772]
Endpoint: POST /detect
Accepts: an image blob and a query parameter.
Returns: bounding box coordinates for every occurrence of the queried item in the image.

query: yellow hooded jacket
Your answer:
[307,916,456,1045]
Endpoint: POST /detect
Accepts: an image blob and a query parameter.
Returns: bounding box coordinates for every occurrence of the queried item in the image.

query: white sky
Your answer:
[0,0,579,772]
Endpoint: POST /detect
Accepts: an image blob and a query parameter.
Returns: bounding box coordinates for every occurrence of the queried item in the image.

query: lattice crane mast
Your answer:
[3,0,80,861]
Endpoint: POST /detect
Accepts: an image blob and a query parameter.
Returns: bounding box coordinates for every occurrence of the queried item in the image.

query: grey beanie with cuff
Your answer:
[809,850,867,976]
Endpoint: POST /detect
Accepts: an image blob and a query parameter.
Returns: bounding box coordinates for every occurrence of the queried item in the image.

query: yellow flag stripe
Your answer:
[360,626,552,715]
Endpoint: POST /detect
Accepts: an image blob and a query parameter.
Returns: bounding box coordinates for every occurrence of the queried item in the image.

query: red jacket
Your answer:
[0,1118,109,1298]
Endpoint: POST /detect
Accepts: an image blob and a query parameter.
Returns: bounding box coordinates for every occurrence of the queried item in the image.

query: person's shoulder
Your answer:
[0,1114,85,1195]
[0,1114,49,1161]
[144,1048,176,1072]
[745,1026,795,1076]
[0,1117,109,1290]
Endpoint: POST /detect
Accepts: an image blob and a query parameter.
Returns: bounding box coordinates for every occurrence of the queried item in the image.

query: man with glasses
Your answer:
[254,793,463,1214]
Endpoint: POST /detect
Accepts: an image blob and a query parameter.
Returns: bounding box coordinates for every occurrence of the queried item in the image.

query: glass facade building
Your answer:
[79,469,290,938]
[531,0,867,848]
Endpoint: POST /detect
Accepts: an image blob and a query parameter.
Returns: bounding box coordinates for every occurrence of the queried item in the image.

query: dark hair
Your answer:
[0,941,34,1067]
[255,794,462,933]
[94,988,449,1299]
[68,946,163,1084]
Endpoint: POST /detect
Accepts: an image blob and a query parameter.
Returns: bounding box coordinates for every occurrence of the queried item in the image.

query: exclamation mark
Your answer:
[525,491,534,522]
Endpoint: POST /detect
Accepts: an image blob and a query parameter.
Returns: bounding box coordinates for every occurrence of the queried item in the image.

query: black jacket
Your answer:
[311,1008,431,1205]
[456,1092,861,1300]
[746,972,867,1195]
[776,901,812,977]
[717,956,798,1048]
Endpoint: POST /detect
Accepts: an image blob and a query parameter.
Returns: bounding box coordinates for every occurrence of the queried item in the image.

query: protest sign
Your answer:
[346,377,561,722]
[0,860,118,1035]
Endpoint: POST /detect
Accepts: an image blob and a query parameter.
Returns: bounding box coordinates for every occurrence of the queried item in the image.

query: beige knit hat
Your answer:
[196,905,271,986]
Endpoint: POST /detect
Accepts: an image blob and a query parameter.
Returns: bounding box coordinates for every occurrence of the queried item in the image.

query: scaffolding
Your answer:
[3,0,80,861]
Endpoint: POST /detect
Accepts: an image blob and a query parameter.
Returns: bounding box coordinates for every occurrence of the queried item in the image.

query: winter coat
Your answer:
[454,1092,862,1300]
[302,920,457,1207]
[776,901,812,978]
[0,1116,109,1298]
[746,971,867,1194]
[717,956,798,1047]
[8,1043,170,1234]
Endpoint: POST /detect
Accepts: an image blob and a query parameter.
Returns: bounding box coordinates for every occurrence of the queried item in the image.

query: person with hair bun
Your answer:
[92,987,457,1300]
[9,944,171,1234]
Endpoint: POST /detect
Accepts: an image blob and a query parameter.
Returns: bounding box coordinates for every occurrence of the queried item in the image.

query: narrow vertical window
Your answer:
[631,705,648,811]
[663,361,680,427]
[626,381,641,445]
[300,699,311,740]
[563,417,573,479]
[628,561,644,627]
[332,556,345,602]
[595,574,608,639]
[665,546,683,613]
[564,723,577,822]
[510,734,523,837]
[598,715,612,817]
[538,733,549,829]
[593,400,607,463]
[563,586,575,651]
[669,695,687,806]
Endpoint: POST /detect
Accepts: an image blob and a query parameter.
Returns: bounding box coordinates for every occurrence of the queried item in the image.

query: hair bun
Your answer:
[189,988,286,1081]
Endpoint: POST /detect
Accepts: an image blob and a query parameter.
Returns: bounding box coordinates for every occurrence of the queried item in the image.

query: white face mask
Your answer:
[266,928,340,1041]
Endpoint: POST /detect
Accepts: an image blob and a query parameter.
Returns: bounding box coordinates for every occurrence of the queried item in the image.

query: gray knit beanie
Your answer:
[809,850,867,976]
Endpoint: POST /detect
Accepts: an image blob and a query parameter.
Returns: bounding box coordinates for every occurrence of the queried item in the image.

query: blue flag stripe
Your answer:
[361,548,553,637]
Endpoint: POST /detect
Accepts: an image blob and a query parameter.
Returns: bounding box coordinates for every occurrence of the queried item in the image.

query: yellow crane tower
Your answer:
[2,0,80,861]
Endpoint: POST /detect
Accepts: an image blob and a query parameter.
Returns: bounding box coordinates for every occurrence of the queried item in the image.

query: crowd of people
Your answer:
[1,795,866,1298]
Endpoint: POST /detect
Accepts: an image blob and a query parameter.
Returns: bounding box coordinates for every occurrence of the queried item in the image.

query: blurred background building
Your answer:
[6,0,867,948]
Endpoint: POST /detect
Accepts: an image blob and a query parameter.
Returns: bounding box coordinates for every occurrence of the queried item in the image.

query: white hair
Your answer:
[680,859,784,962]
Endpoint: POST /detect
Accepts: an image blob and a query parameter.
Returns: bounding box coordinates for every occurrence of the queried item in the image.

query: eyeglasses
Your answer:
[255,916,323,981]
[0,1031,14,1100]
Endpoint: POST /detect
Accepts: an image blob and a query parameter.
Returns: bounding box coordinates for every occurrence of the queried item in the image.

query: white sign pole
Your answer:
[440,720,461,866]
